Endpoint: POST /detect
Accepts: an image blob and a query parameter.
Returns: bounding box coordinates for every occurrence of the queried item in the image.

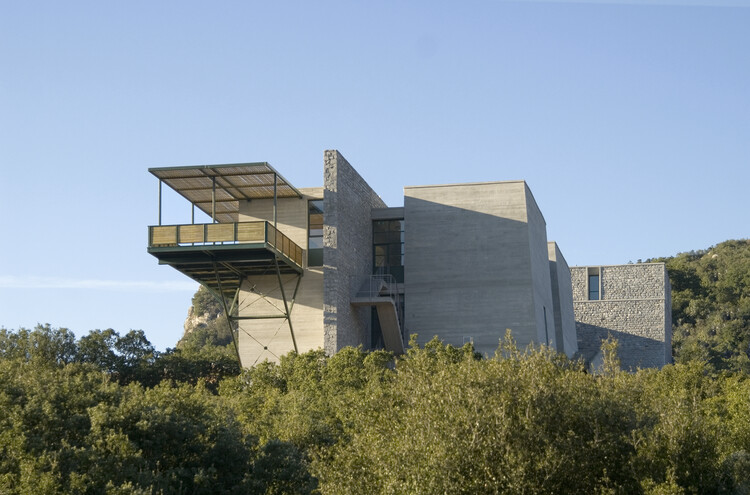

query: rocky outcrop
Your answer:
[182,305,222,339]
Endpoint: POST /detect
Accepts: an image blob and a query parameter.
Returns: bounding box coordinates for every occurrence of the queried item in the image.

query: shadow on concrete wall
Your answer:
[576,322,668,371]
[403,194,547,355]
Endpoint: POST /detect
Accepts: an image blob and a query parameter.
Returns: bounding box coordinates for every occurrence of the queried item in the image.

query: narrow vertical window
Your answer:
[372,219,404,282]
[308,200,324,267]
[588,267,600,300]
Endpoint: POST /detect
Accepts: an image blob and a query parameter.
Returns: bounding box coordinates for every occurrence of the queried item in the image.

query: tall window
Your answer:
[373,219,404,283]
[588,267,600,300]
[308,200,323,267]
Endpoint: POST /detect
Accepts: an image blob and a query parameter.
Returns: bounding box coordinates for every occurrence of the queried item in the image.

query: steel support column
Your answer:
[158,180,162,226]
[274,258,298,354]
[273,173,278,229]
[211,177,216,223]
[205,259,302,367]
[213,262,242,365]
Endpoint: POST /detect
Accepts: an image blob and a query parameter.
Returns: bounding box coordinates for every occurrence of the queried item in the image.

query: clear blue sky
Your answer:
[1,0,748,351]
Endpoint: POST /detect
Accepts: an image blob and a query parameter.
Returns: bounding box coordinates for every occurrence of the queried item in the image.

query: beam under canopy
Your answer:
[149,163,303,224]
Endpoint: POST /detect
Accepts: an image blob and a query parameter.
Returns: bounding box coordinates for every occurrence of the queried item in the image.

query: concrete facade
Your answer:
[191,149,670,370]
[571,263,672,369]
[548,242,578,357]
[525,187,558,352]
[403,181,565,357]
[236,187,324,366]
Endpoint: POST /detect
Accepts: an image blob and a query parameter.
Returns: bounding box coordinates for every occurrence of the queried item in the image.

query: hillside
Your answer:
[177,285,233,350]
[650,239,750,373]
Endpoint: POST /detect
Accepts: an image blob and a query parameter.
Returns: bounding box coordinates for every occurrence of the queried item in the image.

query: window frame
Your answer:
[307,199,324,267]
[587,267,601,301]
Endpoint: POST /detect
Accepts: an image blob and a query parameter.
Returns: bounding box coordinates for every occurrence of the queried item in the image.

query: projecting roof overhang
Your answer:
[149,162,302,223]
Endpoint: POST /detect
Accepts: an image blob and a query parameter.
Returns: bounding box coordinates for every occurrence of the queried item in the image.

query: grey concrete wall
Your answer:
[236,188,324,366]
[403,181,538,357]
[235,269,323,366]
[238,187,322,257]
[548,242,577,357]
[323,150,386,354]
[571,263,671,369]
[371,207,404,220]
[525,186,557,350]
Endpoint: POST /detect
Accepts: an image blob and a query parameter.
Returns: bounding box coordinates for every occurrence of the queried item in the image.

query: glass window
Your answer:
[588,274,600,300]
[374,232,389,244]
[308,200,324,266]
[373,219,404,282]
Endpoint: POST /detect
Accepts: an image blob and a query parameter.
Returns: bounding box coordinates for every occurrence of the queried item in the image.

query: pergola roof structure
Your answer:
[149,162,302,223]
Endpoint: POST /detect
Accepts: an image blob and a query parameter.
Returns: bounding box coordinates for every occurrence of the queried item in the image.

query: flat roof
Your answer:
[150,162,302,223]
[403,179,526,190]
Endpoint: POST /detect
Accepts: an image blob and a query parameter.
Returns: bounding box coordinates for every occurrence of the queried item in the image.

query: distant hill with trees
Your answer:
[650,239,750,373]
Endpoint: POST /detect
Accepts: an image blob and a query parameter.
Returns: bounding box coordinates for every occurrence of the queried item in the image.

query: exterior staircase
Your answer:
[350,274,404,354]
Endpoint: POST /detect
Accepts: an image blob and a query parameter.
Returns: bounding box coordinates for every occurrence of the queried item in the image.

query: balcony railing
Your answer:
[148,221,303,268]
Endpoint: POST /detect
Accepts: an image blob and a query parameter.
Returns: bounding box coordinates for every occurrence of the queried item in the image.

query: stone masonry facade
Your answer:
[323,150,386,354]
[571,263,672,370]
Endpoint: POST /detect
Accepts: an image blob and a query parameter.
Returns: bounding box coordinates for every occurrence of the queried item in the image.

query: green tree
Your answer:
[0,324,77,365]
[316,336,638,494]
[85,382,253,494]
[652,239,750,373]
[77,328,119,372]
[156,344,240,393]
[0,354,117,493]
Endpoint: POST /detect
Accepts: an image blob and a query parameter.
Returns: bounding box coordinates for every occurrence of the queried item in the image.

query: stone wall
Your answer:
[323,150,386,354]
[571,263,667,301]
[571,263,671,370]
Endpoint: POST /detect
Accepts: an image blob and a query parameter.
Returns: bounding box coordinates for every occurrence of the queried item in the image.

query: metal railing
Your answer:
[148,221,303,267]
[353,273,399,301]
[352,272,405,344]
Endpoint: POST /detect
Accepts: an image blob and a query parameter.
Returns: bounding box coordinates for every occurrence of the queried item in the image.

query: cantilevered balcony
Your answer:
[148,220,303,301]
[149,220,303,267]
[147,163,305,303]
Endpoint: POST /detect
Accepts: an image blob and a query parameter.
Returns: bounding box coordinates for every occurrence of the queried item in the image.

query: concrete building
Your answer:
[147,150,671,369]
[402,180,564,355]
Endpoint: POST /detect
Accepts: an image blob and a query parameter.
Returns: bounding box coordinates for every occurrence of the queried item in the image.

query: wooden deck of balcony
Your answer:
[147,221,303,300]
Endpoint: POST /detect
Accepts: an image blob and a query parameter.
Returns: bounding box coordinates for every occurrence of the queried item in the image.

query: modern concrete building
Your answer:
[402,181,565,355]
[147,150,670,369]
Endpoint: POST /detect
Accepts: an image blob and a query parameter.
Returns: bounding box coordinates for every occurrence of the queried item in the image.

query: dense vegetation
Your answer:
[652,239,750,373]
[4,326,750,494]
[1,239,748,493]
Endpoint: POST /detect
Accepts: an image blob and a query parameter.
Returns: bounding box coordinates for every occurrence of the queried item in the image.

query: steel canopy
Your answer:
[149,162,303,224]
